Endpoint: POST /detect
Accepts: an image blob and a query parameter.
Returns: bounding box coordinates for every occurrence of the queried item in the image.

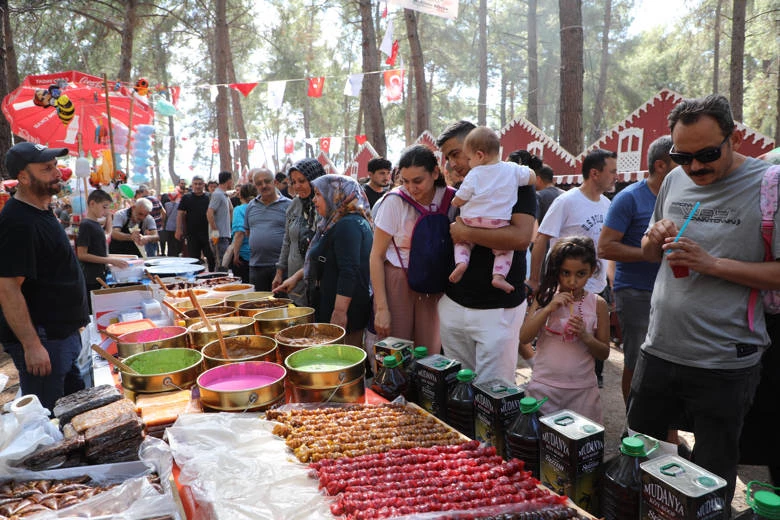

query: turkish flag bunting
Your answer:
[355,135,368,145]
[169,86,181,106]
[320,137,331,153]
[247,139,256,151]
[307,77,325,98]
[386,40,399,66]
[384,69,404,102]
[229,82,258,97]
[284,137,294,155]
[211,139,219,154]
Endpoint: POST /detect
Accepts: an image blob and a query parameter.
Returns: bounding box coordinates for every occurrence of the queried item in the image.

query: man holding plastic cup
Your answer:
[631,94,780,504]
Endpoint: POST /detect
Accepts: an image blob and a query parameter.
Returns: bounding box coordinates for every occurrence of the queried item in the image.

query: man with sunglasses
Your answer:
[631,94,780,505]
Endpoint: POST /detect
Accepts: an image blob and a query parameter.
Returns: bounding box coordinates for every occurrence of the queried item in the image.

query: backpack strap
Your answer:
[747,165,780,331]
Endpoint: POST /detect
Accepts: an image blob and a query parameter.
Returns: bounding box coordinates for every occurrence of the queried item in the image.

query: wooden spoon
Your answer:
[91,344,139,374]
[188,288,214,331]
[153,274,176,298]
[215,322,230,360]
[162,299,189,320]
[102,330,124,343]
[95,277,110,289]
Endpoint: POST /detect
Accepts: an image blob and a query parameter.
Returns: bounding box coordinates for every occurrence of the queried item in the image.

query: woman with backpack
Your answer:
[370,145,457,355]
[304,174,373,348]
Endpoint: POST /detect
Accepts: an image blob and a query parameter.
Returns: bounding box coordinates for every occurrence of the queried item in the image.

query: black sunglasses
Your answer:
[669,134,730,165]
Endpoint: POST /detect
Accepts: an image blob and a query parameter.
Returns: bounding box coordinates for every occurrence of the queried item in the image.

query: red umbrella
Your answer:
[1,70,154,156]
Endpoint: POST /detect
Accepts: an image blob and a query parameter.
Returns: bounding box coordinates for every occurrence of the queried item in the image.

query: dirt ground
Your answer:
[0,345,770,517]
[515,343,770,518]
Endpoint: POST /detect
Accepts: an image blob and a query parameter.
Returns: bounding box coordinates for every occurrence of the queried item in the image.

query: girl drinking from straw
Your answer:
[520,236,610,422]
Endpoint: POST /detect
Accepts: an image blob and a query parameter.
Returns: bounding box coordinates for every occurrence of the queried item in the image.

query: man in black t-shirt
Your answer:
[436,121,537,387]
[176,175,215,270]
[0,143,90,410]
[363,157,392,208]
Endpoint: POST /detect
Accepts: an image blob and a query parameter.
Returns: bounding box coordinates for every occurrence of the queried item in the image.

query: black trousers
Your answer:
[186,233,215,271]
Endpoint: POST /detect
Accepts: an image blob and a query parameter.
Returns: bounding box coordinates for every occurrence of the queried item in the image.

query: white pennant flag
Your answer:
[329,137,342,155]
[380,19,394,56]
[210,85,219,103]
[343,74,364,97]
[267,81,287,110]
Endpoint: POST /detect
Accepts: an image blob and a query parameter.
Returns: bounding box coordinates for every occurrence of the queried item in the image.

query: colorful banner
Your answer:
[384,69,404,102]
[307,77,325,98]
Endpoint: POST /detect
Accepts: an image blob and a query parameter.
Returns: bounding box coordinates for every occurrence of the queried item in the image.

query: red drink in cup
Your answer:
[671,265,689,278]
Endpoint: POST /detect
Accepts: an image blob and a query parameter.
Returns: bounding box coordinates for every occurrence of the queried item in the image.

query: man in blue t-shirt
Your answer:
[599,135,673,402]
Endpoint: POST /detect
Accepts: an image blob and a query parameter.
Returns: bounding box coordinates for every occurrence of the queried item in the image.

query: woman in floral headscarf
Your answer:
[273,158,325,305]
[304,174,373,347]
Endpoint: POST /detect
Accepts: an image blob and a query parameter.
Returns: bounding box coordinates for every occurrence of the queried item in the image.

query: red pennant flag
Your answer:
[355,135,368,145]
[211,139,219,154]
[247,139,256,151]
[382,3,388,17]
[229,82,258,97]
[385,40,399,66]
[320,137,331,153]
[169,86,181,106]
[307,77,325,98]
[284,137,294,155]
[384,69,404,102]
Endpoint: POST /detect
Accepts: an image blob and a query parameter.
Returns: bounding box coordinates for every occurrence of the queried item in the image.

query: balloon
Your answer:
[71,195,86,214]
[131,173,150,184]
[133,156,150,167]
[154,99,177,117]
[119,184,135,199]
[58,166,72,183]
[75,157,90,178]
[136,124,155,136]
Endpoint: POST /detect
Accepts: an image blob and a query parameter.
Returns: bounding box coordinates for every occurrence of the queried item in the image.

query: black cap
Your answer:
[5,142,69,179]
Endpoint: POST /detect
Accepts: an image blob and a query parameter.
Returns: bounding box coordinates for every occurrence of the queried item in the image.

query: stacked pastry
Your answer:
[135,389,201,438]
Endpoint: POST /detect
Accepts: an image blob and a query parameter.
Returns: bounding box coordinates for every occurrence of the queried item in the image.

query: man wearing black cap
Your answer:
[0,142,90,411]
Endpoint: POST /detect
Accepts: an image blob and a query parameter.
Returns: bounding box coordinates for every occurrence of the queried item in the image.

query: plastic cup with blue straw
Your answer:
[667,201,700,277]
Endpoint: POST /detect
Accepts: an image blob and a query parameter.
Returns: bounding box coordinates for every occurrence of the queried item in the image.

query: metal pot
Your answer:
[284,345,366,404]
[172,297,226,311]
[121,348,203,393]
[274,323,346,364]
[237,298,293,317]
[116,325,189,358]
[181,305,236,327]
[187,316,256,349]
[201,335,278,370]
[197,361,286,412]
[253,307,315,336]
[210,283,255,297]
[223,291,274,308]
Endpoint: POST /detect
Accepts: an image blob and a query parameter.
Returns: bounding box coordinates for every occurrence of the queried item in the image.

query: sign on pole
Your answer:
[388,0,459,20]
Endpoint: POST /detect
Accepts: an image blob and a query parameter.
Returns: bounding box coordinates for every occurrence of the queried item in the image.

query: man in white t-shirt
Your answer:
[527,149,617,386]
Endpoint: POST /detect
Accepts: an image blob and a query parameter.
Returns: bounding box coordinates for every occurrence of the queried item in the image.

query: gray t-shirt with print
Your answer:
[643,157,779,369]
[207,187,232,238]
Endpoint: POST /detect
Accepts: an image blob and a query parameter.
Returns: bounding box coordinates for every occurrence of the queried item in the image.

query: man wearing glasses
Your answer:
[631,94,780,505]
[234,168,290,291]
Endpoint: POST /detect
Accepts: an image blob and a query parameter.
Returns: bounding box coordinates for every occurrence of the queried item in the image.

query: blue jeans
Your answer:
[627,351,761,504]
[3,329,85,411]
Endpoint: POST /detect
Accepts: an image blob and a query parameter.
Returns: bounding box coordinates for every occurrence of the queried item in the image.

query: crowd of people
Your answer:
[0,94,778,508]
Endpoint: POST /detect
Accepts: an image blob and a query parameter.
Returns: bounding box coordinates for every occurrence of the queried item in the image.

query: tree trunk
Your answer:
[558,0,584,155]
[477,0,487,126]
[527,0,539,126]
[214,0,232,173]
[0,0,11,175]
[357,0,387,157]
[3,0,17,91]
[226,44,249,177]
[730,0,745,121]
[405,9,429,137]
[712,0,722,93]
[776,31,780,145]
[590,0,612,144]
[404,65,413,144]
[500,71,507,128]
[118,0,137,83]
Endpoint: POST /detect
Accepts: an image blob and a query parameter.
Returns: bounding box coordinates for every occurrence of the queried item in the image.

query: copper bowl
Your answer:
[223,291,275,308]
[197,361,286,412]
[187,316,256,349]
[116,326,189,358]
[274,323,346,364]
[201,335,278,370]
[181,305,236,327]
[237,298,293,317]
[253,306,315,336]
[121,348,203,393]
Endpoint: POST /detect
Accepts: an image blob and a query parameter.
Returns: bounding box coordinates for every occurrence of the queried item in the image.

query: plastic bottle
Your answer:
[403,346,428,404]
[370,355,408,401]
[446,369,476,438]
[504,396,547,478]
[601,436,651,520]
[746,481,780,520]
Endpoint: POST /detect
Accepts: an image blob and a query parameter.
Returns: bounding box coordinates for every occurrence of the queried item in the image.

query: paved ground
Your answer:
[515,343,770,518]
[1,345,770,517]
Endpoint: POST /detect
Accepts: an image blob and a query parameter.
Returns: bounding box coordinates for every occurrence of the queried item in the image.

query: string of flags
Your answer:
[207,134,369,156]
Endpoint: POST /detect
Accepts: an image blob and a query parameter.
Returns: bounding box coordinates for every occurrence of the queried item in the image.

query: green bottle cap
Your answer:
[620,436,646,457]
[520,396,548,413]
[456,369,475,382]
[382,355,400,368]
[754,490,780,519]
[413,346,428,358]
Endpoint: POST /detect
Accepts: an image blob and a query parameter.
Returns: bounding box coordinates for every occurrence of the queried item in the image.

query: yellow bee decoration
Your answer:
[55,94,75,125]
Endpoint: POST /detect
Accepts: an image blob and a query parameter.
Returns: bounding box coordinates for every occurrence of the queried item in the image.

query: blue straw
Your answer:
[665,201,700,254]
